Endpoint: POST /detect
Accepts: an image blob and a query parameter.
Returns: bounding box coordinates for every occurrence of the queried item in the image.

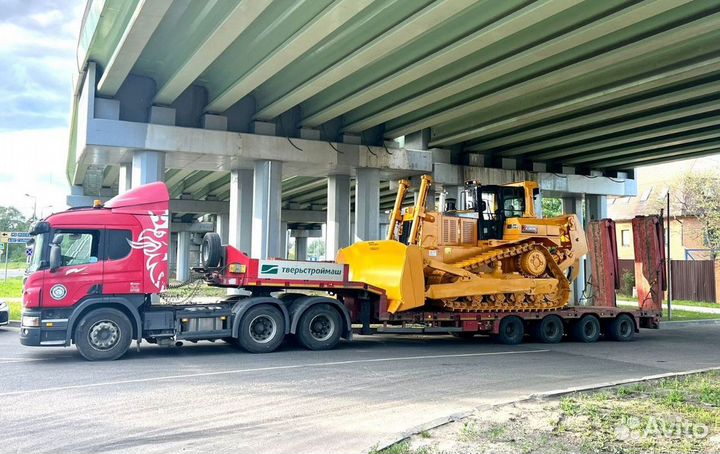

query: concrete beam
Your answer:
[96,0,172,96]
[353,0,681,135]
[170,199,229,214]
[388,11,719,139]
[255,0,475,120]
[432,163,637,197]
[206,0,373,113]
[171,222,214,233]
[301,0,576,127]
[295,236,307,261]
[153,0,272,105]
[463,59,720,151]
[83,118,433,174]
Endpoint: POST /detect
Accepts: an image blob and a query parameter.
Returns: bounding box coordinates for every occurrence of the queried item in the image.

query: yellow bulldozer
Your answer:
[337,175,587,314]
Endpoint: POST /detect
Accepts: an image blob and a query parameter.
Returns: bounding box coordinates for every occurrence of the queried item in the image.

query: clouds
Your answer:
[0,1,83,132]
[0,1,84,215]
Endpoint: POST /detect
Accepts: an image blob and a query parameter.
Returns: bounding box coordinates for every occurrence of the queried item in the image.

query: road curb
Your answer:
[661,319,720,328]
[368,366,720,453]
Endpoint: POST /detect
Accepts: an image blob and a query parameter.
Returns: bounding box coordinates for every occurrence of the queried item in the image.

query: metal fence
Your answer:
[618,259,716,303]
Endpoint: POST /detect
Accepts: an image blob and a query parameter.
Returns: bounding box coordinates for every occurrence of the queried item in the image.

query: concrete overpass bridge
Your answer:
[67,0,720,291]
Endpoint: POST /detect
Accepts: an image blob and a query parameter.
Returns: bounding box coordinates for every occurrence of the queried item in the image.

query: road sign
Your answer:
[1,232,31,244]
[9,232,32,244]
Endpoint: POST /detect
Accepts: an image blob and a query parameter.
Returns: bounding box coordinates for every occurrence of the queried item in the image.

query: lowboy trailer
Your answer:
[19,182,660,360]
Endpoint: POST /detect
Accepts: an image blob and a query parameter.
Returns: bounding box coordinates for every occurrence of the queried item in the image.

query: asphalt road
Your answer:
[1,324,719,454]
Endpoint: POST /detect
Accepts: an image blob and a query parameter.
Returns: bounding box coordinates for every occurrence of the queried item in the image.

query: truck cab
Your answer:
[20,183,170,355]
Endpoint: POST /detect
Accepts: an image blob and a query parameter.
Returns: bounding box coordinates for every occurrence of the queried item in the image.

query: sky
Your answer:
[0,0,84,218]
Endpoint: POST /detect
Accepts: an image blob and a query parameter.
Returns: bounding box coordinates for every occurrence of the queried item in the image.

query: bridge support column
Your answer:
[326,174,351,260]
[295,236,307,261]
[563,196,586,305]
[586,195,608,221]
[131,150,165,187]
[355,168,380,242]
[585,195,608,303]
[252,160,282,259]
[119,163,132,193]
[176,231,190,282]
[280,222,288,259]
[229,169,253,254]
[216,213,230,244]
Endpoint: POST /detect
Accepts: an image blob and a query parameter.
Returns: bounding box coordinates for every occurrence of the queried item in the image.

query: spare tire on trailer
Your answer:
[201,232,222,268]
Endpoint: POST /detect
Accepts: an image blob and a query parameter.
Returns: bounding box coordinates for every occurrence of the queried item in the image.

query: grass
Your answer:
[663,309,720,321]
[0,277,23,299]
[382,371,720,454]
[8,301,21,320]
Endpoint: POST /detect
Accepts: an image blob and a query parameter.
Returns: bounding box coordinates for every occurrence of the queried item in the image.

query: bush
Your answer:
[621,270,635,296]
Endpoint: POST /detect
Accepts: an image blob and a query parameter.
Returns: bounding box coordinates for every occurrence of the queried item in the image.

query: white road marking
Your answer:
[0,349,549,397]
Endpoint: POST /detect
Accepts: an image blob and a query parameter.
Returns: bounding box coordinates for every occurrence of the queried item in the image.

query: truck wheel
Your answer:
[74,308,133,361]
[532,315,564,343]
[296,304,342,350]
[237,305,285,353]
[201,232,222,268]
[608,314,635,342]
[495,316,524,345]
[571,316,600,343]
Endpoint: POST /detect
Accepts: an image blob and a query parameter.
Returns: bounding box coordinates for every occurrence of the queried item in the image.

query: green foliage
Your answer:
[621,270,635,296]
[307,239,326,259]
[542,197,563,218]
[0,277,23,298]
[673,171,720,258]
[0,206,32,262]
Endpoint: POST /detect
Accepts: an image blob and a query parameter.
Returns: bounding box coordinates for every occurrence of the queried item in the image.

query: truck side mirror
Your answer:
[49,234,63,272]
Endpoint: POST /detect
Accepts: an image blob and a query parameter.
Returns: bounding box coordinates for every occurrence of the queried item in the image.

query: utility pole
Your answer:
[667,190,672,319]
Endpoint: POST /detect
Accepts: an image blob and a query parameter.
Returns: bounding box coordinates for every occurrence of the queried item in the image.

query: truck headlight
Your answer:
[22,316,40,327]
[0,300,6,310]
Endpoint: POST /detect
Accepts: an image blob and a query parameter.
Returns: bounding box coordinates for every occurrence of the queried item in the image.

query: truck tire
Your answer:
[495,316,524,345]
[201,232,223,268]
[296,304,342,350]
[532,315,564,343]
[607,314,635,342]
[237,305,285,353]
[74,308,133,361]
[571,315,600,343]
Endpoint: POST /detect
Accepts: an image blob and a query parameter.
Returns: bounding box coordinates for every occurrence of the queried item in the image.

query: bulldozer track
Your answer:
[437,241,571,313]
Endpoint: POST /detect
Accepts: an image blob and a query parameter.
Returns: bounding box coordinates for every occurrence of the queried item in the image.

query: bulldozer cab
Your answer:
[458,181,536,240]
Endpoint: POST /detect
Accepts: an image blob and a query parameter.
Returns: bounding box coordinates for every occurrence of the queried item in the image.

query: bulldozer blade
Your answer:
[336,240,425,313]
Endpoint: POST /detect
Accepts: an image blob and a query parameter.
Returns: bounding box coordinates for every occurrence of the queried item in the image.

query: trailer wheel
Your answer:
[74,308,133,361]
[495,316,524,345]
[608,314,635,342]
[237,305,285,353]
[296,304,342,351]
[201,232,223,268]
[571,316,600,343]
[532,315,564,343]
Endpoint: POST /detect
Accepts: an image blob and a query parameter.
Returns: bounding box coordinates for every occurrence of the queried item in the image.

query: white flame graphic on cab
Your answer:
[128,210,168,291]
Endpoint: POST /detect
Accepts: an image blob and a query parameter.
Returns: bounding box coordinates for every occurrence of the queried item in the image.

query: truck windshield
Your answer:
[27,232,47,273]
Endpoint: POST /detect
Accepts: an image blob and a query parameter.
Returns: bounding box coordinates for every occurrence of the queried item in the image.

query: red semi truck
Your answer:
[20,182,661,360]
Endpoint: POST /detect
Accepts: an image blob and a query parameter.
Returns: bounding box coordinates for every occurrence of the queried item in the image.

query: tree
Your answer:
[672,170,720,258]
[0,207,30,232]
[0,206,31,262]
[307,239,326,260]
[541,198,563,218]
